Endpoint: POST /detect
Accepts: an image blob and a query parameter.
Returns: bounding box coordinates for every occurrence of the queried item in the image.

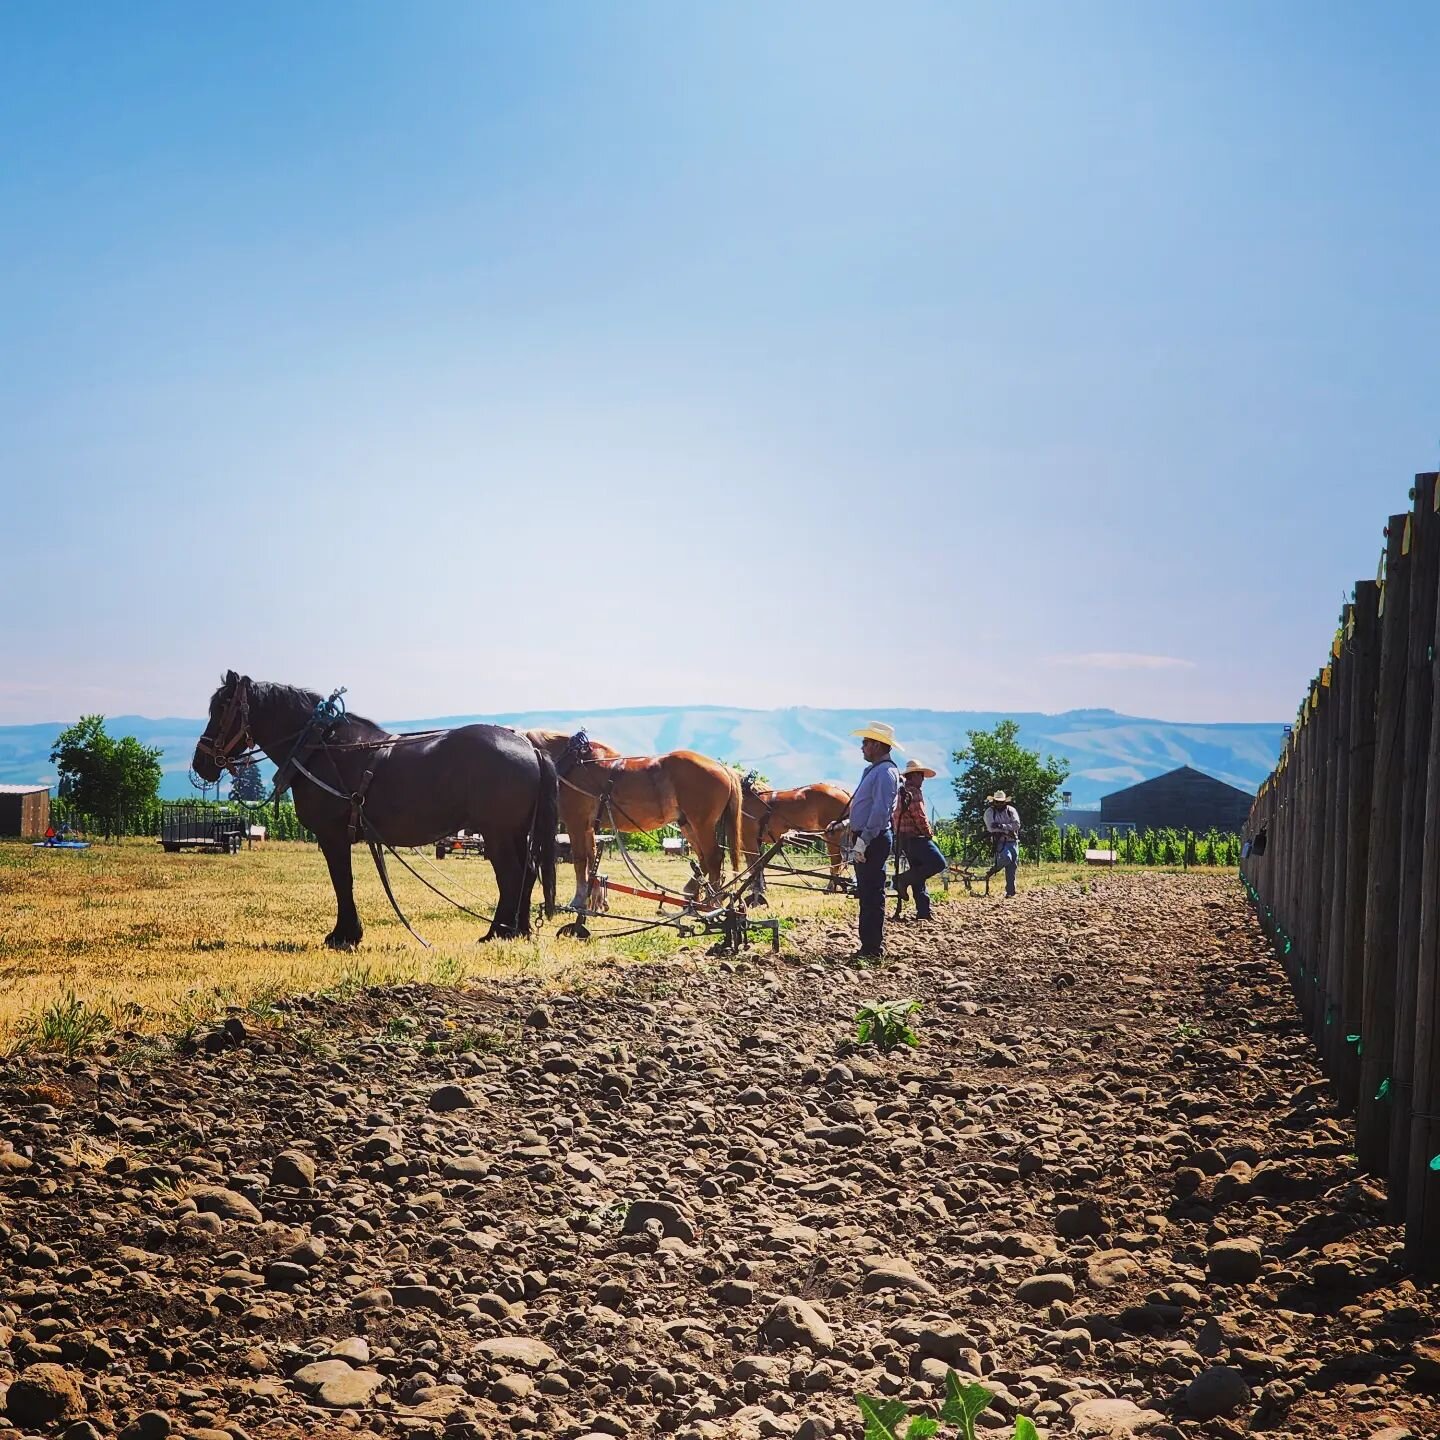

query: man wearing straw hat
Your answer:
[985,790,1022,898]
[847,721,902,958]
[892,759,947,921]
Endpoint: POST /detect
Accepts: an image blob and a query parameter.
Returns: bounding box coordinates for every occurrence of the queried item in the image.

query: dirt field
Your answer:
[0,837,1183,1044]
[1,870,1434,1439]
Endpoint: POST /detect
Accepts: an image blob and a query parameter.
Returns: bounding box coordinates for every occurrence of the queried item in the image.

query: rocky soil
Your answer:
[1,873,1436,1440]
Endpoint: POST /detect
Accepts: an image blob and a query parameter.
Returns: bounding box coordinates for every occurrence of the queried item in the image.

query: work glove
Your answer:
[851,838,868,864]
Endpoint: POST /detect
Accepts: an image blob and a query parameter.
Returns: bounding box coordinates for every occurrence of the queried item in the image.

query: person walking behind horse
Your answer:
[985,789,1022,898]
[892,760,947,920]
[847,722,902,959]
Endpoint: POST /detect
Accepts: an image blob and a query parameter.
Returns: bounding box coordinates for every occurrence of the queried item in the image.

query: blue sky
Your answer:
[2,2,1436,725]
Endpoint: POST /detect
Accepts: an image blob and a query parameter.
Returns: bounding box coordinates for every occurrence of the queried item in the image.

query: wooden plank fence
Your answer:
[1241,471,1440,1275]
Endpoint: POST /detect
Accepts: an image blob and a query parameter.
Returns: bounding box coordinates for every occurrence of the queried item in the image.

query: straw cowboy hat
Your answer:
[990,790,1011,804]
[851,721,901,748]
[901,760,936,779]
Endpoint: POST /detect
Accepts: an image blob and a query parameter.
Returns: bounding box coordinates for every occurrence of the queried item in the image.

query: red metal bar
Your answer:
[593,877,694,909]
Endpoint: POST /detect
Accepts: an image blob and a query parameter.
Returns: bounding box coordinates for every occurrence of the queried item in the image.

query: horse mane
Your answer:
[244,678,389,740]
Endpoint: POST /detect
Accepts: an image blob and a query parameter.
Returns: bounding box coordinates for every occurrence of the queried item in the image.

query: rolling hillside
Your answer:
[1,706,1284,813]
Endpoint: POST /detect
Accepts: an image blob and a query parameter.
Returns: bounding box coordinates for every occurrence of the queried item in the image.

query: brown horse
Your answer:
[740,777,851,903]
[525,730,743,922]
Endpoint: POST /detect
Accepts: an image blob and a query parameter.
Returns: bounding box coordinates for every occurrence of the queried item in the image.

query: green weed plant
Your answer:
[857,1372,1039,1440]
[854,997,922,1052]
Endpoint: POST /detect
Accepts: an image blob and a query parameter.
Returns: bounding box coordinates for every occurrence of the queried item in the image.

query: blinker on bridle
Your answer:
[197,678,254,773]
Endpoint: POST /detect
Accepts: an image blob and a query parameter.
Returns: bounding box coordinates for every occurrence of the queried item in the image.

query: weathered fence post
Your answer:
[1406,473,1440,1270]
[1289,695,1311,1000]
[1357,515,1412,1177]
[1321,606,1353,1080]
[1389,475,1440,1217]
[1277,732,1294,951]
[1302,671,1330,1032]
[1339,580,1380,1112]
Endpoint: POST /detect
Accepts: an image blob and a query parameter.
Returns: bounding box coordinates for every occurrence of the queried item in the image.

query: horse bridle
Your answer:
[196,678,255,774]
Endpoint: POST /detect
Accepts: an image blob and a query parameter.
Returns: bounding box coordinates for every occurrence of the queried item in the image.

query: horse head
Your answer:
[193,670,253,781]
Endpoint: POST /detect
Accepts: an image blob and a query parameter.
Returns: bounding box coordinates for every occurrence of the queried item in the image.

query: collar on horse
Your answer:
[557,729,594,777]
[743,772,779,842]
[271,688,349,795]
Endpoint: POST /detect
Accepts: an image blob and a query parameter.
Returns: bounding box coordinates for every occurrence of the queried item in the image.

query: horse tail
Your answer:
[723,767,744,876]
[532,745,559,918]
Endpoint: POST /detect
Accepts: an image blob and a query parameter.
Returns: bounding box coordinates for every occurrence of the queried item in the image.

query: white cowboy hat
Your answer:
[901,760,936,779]
[990,790,1011,804]
[852,720,900,748]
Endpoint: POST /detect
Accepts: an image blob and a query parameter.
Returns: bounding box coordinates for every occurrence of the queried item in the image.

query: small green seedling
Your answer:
[854,997,922,1052]
[855,1372,1040,1440]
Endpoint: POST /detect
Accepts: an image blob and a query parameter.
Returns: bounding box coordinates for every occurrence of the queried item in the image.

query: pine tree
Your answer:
[229,759,267,803]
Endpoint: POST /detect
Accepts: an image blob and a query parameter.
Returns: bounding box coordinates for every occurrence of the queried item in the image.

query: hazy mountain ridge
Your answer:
[0,707,1284,812]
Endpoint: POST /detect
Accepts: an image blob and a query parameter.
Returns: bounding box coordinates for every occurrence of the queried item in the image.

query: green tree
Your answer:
[951,720,1069,849]
[50,715,163,827]
[230,758,267,803]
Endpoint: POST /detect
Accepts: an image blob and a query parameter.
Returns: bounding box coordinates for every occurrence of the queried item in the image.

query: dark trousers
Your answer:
[856,829,892,956]
[895,836,947,918]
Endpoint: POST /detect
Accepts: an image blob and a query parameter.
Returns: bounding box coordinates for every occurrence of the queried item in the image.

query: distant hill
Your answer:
[0,706,1285,813]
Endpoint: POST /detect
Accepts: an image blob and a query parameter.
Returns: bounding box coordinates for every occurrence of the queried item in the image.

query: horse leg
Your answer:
[510,828,537,938]
[826,835,844,892]
[482,836,524,942]
[320,836,363,949]
[746,824,769,907]
[688,820,724,901]
[569,827,596,915]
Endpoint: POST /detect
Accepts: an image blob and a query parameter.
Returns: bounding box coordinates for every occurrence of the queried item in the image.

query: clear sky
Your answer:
[2,2,1436,726]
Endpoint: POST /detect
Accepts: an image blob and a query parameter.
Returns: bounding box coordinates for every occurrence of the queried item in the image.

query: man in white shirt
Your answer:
[848,721,902,958]
[984,790,1021,898]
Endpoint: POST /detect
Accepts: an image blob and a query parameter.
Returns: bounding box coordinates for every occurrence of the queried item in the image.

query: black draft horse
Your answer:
[192,672,558,948]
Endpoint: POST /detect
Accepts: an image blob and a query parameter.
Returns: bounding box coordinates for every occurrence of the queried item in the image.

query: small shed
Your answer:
[1100,765,1253,834]
[0,784,51,839]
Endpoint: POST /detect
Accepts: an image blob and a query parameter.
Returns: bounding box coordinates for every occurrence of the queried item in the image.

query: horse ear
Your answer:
[224,669,238,686]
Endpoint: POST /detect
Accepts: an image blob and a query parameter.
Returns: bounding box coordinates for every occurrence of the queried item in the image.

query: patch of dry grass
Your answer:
[0,836,1229,1045]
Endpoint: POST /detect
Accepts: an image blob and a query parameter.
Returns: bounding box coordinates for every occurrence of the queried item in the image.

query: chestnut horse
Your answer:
[193,673,557,948]
[525,730,743,919]
[740,776,851,903]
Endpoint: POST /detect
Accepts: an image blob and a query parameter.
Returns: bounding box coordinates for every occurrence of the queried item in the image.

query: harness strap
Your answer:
[289,755,351,801]
[347,741,394,845]
[365,834,432,948]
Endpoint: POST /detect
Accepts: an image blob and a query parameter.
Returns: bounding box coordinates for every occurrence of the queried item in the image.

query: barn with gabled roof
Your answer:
[1100,765,1252,833]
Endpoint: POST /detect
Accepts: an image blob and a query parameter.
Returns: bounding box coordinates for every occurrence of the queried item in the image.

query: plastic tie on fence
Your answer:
[1346,1034,1363,1054]
[1377,1077,1391,1101]
[1325,1007,1334,1026]
[1431,1154,1440,1174]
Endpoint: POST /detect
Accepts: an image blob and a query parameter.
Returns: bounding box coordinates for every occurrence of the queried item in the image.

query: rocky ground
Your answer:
[1,873,1436,1440]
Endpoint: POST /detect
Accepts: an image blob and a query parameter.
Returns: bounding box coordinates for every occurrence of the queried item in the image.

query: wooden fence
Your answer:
[1241,470,1440,1276]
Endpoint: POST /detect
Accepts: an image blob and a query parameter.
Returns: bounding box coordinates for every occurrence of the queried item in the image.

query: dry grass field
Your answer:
[0,835,1225,1048]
